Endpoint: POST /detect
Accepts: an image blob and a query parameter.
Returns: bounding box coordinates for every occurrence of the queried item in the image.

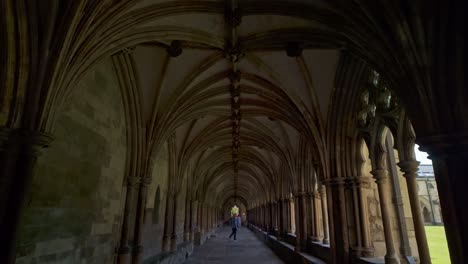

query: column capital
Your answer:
[9,129,54,156]
[122,46,136,55]
[417,132,468,158]
[0,127,12,151]
[293,191,306,197]
[370,169,388,184]
[397,160,420,178]
[141,176,152,186]
[322,177,346,187]
[127,176,141,187]
[311,190,321,198]
[347,176,371,188]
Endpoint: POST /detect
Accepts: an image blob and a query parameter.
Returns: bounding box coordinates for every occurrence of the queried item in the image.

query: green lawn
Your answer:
[425,226,450,264]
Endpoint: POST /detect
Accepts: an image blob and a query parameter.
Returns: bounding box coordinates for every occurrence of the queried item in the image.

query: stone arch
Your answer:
[422,207,432,224]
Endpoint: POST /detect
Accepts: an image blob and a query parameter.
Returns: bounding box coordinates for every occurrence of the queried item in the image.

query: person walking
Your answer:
[228,214,241,240]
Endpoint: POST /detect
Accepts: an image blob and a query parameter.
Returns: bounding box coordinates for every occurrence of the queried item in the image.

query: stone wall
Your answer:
[15,58,127,264]
[417,178,442,224]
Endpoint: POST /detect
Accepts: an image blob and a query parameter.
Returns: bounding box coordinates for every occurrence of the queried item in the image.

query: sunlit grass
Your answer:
[425,225,450,264]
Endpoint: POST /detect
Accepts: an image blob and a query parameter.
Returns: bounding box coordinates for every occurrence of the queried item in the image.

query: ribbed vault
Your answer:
[97,0,343,211]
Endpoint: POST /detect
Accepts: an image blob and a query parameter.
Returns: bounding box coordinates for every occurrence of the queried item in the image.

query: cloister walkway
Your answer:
[184,227,284,264]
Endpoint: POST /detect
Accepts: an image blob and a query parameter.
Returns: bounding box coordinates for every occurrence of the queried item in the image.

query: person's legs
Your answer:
[234,228,237,240]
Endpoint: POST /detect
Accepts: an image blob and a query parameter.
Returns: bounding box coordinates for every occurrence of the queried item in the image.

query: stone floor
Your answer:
[184,226,284,264]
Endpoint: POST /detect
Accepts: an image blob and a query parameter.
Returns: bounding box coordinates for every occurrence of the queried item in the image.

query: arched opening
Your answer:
[422,207,432,224]
[3,2,464,264]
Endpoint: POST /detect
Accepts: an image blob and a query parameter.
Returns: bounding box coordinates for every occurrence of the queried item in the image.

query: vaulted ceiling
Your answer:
[115,0,343,208]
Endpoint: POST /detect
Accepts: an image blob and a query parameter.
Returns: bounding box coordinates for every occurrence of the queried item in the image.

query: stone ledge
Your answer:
[358,257,385,264]
[143,242,193,264]
[248,224,326,264]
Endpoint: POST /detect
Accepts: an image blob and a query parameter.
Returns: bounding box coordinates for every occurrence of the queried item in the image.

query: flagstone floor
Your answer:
[184,227,284,264]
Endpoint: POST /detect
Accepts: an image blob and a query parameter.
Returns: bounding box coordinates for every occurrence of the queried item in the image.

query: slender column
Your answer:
[294,194,302,252]
[189,200,196,241]
[170,194,178,251]
[350,179,363,252]
[184,197,191,241]
[312,191,321,241]
[277,199,284,240]
[301,193,309,243]
[307,192,319,241]
[294,193,307,251]
[118,176,142,261]
[289,197,295,233]
[132,177,151,263]
[386,135,413,259]
[357,177,373,256]
[269,202,274,233]
[398,160,431,263]
[371,169,400,264]
[162,192,173,252]
[0,129,53,264]
[198,202,204,235]
[320,185,329,244]
[283,199,289,237]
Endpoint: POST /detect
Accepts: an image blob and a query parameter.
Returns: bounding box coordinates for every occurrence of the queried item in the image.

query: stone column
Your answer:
[170,194,178,251]
[294,195,302,252]
[277,199,284,240]
[189,200,196,241]
[118,176,141,262]
[320,184,329,244]
[294,193,307,252]
[307,192,319,241]
[0,129,53,264]
[398,160,431,263]
[349,178,363,256]
[132,176,151,263]
[301,192,309,242]
[162,193,173,252]
[327,175,357,264]
[269,202,274,233]
[288,197,296,234]
[184,197,191,242]
[371,169,399,264]
[198,202,204,235]
[356,177,373,256]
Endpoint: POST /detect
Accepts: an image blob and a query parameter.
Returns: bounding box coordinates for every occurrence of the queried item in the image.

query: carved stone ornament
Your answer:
[167,40,183,57]
[286,42,303,57]
[224,8,242,27]
[224,43,245,63]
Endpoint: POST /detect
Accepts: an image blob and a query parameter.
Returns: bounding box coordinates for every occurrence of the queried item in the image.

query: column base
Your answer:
[351,247,374,258]
[385,254,400,264]
[309,236,321,243]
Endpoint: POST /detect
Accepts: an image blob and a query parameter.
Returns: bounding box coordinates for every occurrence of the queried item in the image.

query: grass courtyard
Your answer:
[425,225,450,264]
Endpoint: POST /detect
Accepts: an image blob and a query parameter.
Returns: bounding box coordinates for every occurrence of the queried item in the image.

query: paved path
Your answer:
[184,227,284,264]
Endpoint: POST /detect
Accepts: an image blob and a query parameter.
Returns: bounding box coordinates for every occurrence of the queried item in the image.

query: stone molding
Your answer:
[127,176,142,187]
[418,132,468,158]
[0,127,53,155]
[397,160,420,178]
[322,177,346,187]
[370,169,388,184]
